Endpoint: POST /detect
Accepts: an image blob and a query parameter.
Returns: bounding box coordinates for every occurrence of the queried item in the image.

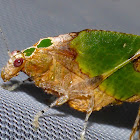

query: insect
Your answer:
[1,29,140,140]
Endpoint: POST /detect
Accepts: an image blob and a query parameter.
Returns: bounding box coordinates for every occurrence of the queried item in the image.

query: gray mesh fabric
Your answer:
[0,0,140,140]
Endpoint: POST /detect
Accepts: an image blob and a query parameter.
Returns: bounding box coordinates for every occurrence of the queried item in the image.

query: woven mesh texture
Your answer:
[0,0,140,140]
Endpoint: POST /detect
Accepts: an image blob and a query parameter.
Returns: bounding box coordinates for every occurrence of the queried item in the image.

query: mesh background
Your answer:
[0,0,140,140]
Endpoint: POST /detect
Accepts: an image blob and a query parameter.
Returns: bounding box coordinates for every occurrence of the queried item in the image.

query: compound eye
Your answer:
[14,58,23,67]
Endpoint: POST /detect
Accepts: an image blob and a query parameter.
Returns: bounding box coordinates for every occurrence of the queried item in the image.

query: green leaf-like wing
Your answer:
[70,30,140,100]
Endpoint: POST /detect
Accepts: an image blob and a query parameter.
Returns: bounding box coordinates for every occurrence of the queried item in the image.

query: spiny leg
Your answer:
[139,128,140,140]
[33,94,69,129]
[80,94,94,140]
[129,105,140,140]
[1,78,32,91]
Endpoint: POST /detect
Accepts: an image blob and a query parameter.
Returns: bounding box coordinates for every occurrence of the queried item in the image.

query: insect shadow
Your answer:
[5,79,139,130]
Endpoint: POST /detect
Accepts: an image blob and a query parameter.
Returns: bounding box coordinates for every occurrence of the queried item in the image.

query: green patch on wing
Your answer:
[99,62,140,100]
[23,48,35,56]
[37,39,52,48]
[70,30,140,100]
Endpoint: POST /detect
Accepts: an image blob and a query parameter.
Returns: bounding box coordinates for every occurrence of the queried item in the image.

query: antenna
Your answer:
[0,26,11,56]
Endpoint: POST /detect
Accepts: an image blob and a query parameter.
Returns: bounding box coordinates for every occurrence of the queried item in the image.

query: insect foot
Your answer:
[0,82,20,91]
[80,132,86,140]
[0,78,32,91]
[33,95,69,129]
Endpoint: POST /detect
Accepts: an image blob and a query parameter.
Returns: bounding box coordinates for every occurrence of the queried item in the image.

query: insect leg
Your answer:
[129,105,140,140]
[1,78,32,91]
[102,49,140,81]
[139,128,140,140]
[80,94,94,140]
[33,94,69,129]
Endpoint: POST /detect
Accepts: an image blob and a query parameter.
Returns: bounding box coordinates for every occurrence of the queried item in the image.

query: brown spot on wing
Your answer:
[133,57,140,72]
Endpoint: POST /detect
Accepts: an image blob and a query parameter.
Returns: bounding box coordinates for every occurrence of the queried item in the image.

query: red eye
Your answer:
[14,58,23,67]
